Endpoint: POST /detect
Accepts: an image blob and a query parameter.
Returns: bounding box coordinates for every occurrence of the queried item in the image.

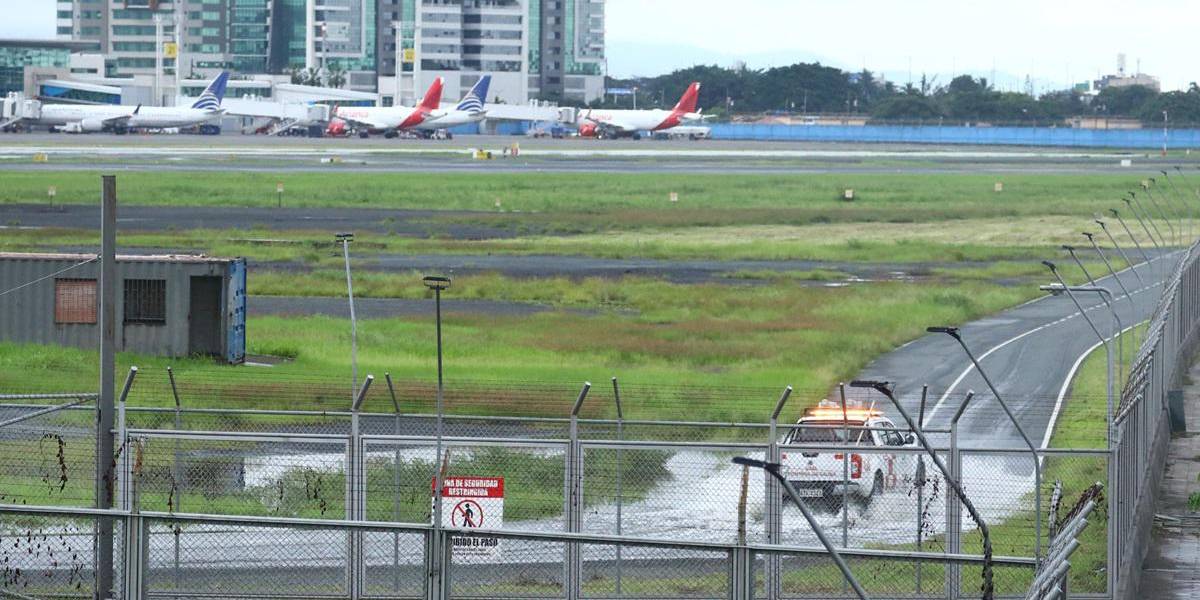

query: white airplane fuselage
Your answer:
[410,109,484,130]
[580,109,705,135]
[334,106,436,131]
[583,109,675,132]
[38,104,222,129]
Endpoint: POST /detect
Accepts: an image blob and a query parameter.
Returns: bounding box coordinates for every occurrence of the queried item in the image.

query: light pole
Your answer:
[926,325,1042,561]
[336,233,358,398]
[393,21,403,106]
[1123,197,1165,281]
[732,456,870,600]
[320,22,329,85]
[1095,218,1146,288]
[173,12,182,104]
[1127,193,1167,250]
[1063,243,1124,382]
[1083,231,1140,348]
[1142,180,1178,247]
[1108,208,1155,281]
[1041,262,1117,438]
[154,14,163,105]
[1162,110,1168,157]
[423,274,451,527]
[849,380,997,600]
[1161,170,1195,242]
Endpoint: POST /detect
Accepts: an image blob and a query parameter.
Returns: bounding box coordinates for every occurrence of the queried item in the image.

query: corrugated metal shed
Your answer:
[0,253,246,362]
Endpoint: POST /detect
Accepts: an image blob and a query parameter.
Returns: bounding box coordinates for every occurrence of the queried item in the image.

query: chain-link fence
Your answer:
[1,369,1130,600]
[1107,238,1200,600]
[0,504,1037,600]
[1,401,1105,598]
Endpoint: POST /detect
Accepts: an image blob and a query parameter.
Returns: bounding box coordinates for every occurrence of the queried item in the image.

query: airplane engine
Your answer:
[79,118,108,133]
[578,123,598,137]
[325,118,348,137]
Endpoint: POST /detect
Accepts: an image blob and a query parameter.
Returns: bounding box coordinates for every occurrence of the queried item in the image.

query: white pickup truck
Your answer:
[779,401,916,510]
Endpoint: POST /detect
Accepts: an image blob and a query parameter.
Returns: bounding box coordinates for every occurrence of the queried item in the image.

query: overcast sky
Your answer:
[4,0,1193,91]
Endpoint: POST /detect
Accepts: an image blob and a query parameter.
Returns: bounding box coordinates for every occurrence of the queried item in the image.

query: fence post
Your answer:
[1108,404,1121,600]
[611,377,624,596]
[97,174,118,600]
[565,383,590,600]
[765,386,791,600]
[838,383,850,550]
[730,547,754,600]
[349,375,373,600]
[386,373,403,593]
[425,528,449,600]
[166,366,183,594]
[116,367,137,512]
[946,391,974,600]
[123,438,146,600]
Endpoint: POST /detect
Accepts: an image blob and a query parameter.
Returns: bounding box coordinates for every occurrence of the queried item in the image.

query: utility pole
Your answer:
[393,21,402,105]
[337,233,357,397]
[96,175,117,600]
[1162,111,1168,157]
[154,14,163,105]
[174,11,182,104]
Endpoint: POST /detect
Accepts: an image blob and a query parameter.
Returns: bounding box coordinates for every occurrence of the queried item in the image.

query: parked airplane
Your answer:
[329,77,445,138]
[35,71,230,133]
[411,75,491,131]
[578,82,705,139]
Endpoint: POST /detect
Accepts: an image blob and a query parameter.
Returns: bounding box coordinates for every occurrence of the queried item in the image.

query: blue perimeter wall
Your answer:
[705,124,1200,149]
[455,121,1200,149]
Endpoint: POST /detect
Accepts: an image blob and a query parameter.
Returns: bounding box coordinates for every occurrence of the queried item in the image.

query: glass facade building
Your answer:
[53,0,602,101]
[0,39,99,97]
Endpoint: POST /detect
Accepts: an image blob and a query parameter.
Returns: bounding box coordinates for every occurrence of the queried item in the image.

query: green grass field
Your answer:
[0,169,1167,426]
[0,171,1149,216]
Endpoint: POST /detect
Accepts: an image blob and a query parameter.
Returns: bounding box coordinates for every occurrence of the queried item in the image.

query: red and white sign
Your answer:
[435,476,504,558]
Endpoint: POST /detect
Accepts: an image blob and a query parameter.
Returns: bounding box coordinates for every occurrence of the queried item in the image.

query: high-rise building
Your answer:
[56,1,258,96]
[374,0,525,106]
[55,0,603,105]
[529,0,603,103]
[305,0,377,89]
[377,0,603,106]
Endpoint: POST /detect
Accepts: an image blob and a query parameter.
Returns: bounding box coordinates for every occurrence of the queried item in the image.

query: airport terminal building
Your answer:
[49,0,605,106]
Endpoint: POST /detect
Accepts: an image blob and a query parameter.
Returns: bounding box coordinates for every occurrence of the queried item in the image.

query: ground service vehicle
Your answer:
[779,400,916,510]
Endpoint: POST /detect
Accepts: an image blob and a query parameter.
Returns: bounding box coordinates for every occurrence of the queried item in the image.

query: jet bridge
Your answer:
[1,94,41,130]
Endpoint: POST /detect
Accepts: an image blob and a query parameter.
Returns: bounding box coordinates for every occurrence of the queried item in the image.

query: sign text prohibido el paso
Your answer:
[435,476,504,559]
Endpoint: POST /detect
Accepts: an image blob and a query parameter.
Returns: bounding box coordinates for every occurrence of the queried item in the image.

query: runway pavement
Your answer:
[0,132,1188,174]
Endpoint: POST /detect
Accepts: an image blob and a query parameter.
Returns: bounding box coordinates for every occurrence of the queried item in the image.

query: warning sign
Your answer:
[435,476,503,558]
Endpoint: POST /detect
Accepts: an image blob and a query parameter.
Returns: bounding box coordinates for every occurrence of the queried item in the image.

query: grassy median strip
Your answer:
[0,275,1038,420]
[0,171,1148,214]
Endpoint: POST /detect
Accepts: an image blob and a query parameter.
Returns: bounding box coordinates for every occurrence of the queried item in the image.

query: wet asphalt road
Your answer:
[857,253,1176,449]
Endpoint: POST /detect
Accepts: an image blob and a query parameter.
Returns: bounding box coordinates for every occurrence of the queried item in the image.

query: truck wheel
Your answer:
[858,472,883,508]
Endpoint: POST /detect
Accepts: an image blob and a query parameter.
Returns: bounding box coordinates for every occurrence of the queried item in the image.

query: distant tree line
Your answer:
[602,63,1200,125]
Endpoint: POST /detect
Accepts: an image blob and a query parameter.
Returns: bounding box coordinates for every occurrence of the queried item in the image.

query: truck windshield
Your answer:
[786,421,866,444]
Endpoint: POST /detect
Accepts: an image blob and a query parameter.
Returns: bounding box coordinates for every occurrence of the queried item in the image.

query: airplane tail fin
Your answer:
[191,71,230,110]
[671,82,701,114]
[456,75,491,112]
[418,77,445,112]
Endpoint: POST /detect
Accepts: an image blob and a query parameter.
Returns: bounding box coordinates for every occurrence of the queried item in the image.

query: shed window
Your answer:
[55,279,97,324]
[124,279,166,325]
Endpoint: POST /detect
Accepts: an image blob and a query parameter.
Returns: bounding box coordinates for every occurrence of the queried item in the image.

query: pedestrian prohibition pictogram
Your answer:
[452,499,484,527]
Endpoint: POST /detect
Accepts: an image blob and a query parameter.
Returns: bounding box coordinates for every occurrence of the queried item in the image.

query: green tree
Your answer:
[1093,85,1158,116]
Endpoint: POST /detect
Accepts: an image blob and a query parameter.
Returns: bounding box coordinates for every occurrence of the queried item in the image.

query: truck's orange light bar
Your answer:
[803,407,881,420]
